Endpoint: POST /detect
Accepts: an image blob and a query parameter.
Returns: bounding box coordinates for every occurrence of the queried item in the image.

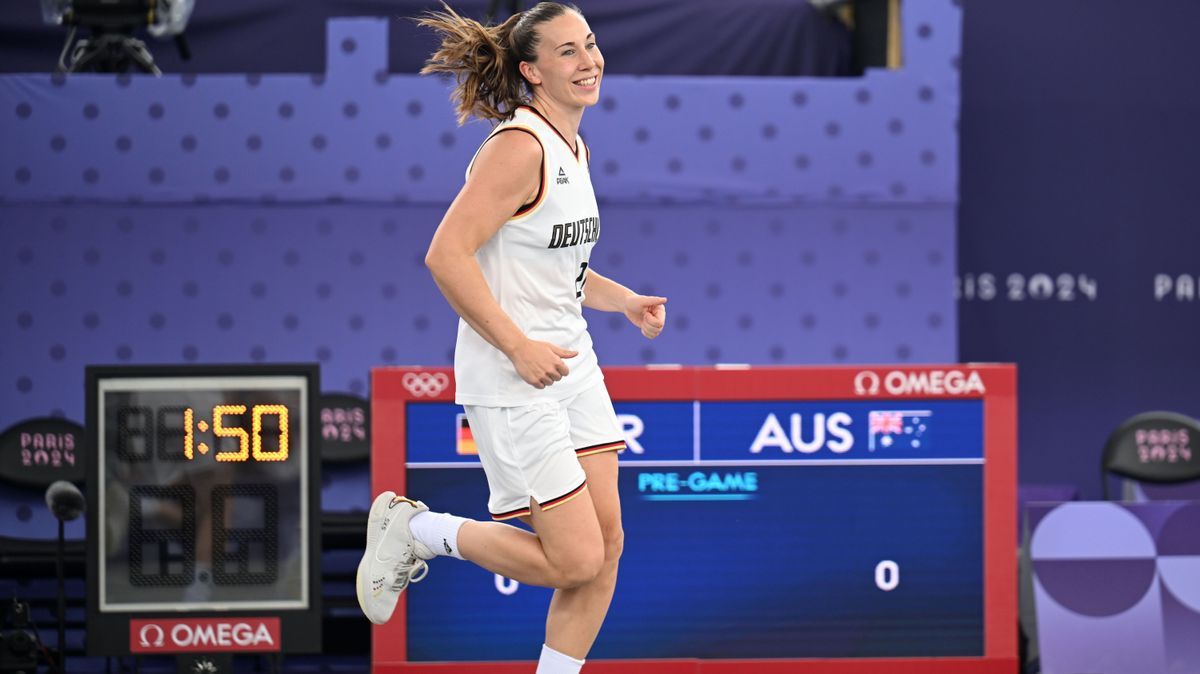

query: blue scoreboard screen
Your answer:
[371,366,1017,674]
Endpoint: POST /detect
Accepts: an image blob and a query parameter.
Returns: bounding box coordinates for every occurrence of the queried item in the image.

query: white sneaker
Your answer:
[356,492,433,625]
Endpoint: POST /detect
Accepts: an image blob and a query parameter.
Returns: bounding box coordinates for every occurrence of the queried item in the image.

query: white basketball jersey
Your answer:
[453,105,604,406]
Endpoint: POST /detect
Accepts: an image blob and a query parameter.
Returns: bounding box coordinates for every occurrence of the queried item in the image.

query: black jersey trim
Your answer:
[484,126,546,217]
[517,104,581,161]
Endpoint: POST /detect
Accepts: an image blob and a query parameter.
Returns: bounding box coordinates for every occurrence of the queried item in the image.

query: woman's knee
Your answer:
[551,539,605,588]
[602,523,624,566]
[559,523,621,588]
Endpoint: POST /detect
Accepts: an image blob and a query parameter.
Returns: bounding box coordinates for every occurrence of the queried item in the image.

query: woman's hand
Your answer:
[507,339,578,389]
[624,295,668,339]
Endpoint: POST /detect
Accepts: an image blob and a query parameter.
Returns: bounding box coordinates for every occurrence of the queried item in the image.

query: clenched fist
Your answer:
[624,295,667,339]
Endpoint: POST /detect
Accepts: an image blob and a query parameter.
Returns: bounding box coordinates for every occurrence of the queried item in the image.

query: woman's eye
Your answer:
[586,43,597,50]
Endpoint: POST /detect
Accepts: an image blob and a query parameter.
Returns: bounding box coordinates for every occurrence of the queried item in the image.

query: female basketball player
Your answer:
[357,4,667,672]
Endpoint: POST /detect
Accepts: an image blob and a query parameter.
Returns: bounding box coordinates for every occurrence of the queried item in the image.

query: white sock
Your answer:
[535,644,584,674]
[409,511,468,560]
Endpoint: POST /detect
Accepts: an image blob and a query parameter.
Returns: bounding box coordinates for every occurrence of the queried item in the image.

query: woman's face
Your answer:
[523,11,603,109]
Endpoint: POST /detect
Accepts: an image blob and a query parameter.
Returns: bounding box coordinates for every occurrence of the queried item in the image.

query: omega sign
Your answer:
[129,618,281,653]
[854,370,986,397]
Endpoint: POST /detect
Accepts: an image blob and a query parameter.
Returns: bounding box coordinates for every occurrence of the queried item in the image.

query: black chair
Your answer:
[1101,411,1200,500]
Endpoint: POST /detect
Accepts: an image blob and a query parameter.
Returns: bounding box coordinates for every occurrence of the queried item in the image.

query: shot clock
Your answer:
[85,365,322,656]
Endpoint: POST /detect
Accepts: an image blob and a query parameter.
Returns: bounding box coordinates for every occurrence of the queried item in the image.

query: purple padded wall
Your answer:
[1,202,953,422]
[0,2,961,428]
[1,3,959,205]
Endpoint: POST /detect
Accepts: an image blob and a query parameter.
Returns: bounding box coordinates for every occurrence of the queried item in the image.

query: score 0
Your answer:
[875,560,900,592]
[182,404,290,462]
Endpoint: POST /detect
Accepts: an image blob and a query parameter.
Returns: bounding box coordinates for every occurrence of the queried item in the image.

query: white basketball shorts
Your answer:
[463,380,625,520]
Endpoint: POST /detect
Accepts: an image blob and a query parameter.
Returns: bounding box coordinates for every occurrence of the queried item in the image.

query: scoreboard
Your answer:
[86,364,322,656]
[371,365,1016,673]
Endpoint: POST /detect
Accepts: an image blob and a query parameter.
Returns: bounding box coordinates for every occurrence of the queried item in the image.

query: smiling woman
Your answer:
[357,3,669,674]
[416,2,601,125]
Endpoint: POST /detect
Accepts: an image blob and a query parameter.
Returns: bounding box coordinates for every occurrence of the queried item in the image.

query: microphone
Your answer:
[44,480,83,673]
[45,480,84,522]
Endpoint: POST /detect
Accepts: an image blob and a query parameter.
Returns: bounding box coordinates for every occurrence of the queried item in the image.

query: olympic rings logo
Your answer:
[402,372,449,397]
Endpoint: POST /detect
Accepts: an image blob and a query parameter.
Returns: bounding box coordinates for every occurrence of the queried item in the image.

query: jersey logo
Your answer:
[556,167,569,185]
[548,217,600,249]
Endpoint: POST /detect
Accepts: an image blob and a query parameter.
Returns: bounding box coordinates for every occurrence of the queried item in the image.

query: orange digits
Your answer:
[252,405,289,462]
[213,405,249,462]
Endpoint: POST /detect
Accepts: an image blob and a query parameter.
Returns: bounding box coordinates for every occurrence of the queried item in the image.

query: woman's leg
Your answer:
[360,484,606,626]
[454,451,621,660]
[539,451,623,659]
[362,401,612,627]
[457,486,605,589]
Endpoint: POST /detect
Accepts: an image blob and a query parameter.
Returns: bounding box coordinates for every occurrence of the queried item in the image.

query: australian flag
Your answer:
[869,410,932,451]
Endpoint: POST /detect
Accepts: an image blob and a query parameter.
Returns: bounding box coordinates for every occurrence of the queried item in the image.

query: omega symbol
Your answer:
[139,624,165,648]
[854,371,881,396]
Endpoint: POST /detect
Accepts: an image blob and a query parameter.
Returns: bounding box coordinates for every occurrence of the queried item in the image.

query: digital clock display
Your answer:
[96,375,310,612]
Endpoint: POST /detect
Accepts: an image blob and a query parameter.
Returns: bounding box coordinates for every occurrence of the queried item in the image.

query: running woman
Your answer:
[357,4,667,673]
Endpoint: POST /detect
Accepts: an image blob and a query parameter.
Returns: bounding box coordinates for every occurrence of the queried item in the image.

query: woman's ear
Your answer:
[519,61,542,86]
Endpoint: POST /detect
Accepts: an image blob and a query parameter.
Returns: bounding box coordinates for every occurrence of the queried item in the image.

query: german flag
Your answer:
[456,413,477,455]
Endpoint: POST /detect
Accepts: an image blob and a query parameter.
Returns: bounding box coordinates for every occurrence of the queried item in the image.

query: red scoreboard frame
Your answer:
[371,364,1017,674]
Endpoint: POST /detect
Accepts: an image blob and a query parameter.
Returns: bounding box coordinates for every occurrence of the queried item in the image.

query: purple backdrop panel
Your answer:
[592,203,956,366]
[1,5,960,205]
[1030,502,1200,674]
[1,3,960,445]
[959,0,1200,499]
[0,202,954,426]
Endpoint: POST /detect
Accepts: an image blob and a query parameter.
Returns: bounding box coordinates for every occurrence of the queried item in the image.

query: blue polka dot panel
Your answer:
[0,2,960,205]
[0,202,954,424]
[0,4,961,427]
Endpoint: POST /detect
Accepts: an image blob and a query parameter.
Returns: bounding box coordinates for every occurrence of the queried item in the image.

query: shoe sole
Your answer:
[355,563,370,623]
[356,492,397,625]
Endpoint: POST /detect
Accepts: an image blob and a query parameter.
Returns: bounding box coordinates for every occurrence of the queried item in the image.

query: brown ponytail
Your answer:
[418,2,582,125]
